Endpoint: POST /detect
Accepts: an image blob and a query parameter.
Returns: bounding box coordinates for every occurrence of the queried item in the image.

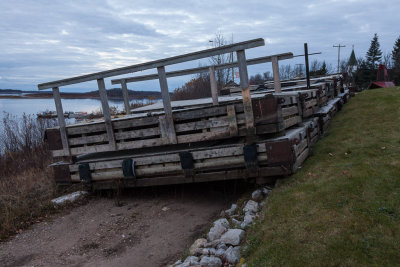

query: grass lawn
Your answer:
[245,87,400,266]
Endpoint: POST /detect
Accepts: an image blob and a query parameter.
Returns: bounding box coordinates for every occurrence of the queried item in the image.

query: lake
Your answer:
[0,98,136,121]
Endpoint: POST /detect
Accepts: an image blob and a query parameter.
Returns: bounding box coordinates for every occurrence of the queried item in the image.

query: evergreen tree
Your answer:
[320,61,327,75]
[392,35,400,85]
[348,48,357,67]
[366,33,382,69]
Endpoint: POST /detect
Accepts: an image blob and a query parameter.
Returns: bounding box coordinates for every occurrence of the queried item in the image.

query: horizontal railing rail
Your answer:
[110,52,293,84]
[37,38,265,90]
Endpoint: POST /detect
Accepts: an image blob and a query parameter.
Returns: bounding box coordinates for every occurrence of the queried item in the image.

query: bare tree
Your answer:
[209,33,234,89]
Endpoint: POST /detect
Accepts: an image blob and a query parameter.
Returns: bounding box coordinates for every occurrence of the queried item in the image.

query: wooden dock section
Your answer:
[39,38,350,189]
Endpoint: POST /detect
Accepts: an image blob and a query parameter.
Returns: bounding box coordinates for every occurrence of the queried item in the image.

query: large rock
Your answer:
[199,256,222,267]
[215,248,225,257]
[219,229,245,246]
[243,200,259,215]
[224,246,241,264]
[207,219,229,241]
[241,213,256,228]
[213,218,229,228]
[263,186,271,196]
[223,204,237,216]
[251,189,263,202]
[176,256,200,267]
[231,218,242,228]
[189,238,207,255]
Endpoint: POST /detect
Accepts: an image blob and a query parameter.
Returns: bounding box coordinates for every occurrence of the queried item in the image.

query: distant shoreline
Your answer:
[0,94,124,100]
[0,88,162,101]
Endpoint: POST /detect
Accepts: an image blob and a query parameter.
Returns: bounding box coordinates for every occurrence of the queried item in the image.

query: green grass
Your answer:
[245,88,400,266]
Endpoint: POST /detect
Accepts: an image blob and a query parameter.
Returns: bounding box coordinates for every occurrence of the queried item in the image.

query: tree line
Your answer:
[171,33,400,100]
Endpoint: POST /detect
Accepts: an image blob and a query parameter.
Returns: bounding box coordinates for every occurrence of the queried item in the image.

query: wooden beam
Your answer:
[52,87,70,156]
[120,79,131,115]
[38,38,265,90]
[157,66,177,144]
[271,56,281,93]
[111,53,293,85]
[236,50,255,136]
[209,66,219,106]
[97,78,117,150]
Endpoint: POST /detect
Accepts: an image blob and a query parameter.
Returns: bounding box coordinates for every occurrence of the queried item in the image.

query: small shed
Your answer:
[369,64,395,89]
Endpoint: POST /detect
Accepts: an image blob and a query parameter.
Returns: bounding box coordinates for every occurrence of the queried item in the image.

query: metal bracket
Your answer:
[122,158,136,179]
[243,143,258,173]
[79,163,92,183]
[179,151,195,177]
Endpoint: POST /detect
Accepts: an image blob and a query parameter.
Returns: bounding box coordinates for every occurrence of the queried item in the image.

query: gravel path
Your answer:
[0,183,245,267]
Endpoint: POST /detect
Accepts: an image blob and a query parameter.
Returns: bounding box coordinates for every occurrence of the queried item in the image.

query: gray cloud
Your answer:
[0,0,399,91]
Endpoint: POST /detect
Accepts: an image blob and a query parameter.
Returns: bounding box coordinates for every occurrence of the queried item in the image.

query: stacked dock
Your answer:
[39,38,350,189]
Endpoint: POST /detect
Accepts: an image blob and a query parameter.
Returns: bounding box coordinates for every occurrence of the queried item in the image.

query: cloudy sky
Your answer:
[0,0,399,92]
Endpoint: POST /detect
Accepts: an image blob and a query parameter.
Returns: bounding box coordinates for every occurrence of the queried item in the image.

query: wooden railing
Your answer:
[37,38,296,157]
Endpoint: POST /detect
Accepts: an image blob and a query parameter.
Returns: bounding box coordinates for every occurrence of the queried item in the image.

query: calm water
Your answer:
[0,98,126,121]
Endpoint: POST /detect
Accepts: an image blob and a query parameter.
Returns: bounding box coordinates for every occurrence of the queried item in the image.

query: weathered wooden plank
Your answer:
[236,49,255,136]
[52,87,70,156]
[209,66,219,105]
[115,127,160,140]
[271,56,281,93]
[226,105,238,136]
[110,52,293,85]
[282,106,299,117]
[174,117,230,132]
[294,139,308,157]
[284,116,301,128]
[157,66,177,144]
[38,38,265,90]
[120,79,131,115]
[293,148,309,172]
[176,129,231,143]
[68,133,108,146]
[97,78,117,150]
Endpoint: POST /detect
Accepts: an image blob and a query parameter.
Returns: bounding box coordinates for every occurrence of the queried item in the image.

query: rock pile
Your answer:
[170,186,272,267]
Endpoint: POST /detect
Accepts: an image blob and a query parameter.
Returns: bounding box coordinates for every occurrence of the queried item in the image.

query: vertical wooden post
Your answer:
[271,56,281,93]
[157,66,177,144]
[52,87,70,156]
[97,78,117,150]
[236,50,255,136]
[209,66,219,106]
[121,79,131,115]
[304,43,311,89]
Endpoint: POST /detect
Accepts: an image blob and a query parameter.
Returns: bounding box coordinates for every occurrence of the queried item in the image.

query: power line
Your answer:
[333,44,346,73]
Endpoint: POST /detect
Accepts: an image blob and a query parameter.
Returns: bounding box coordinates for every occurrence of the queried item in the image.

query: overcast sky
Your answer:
[0,0,399,92]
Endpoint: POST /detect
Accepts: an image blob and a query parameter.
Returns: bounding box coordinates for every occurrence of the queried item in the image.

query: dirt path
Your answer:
[0,183,246,267]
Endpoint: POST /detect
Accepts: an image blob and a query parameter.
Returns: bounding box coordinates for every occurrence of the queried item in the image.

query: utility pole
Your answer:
[304,43,310,88]
[333,44,346,73]
[231,33,234,83]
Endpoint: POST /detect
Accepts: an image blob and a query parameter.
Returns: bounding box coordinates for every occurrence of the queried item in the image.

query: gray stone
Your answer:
[243,200,259,215]
[207,219,229,241]
[262,187,272,196]
[213,218,229,228]
[173,259,182,266]
[215,248,225,257]
[219,229,245,246]
[251,189,263,201]
[203,240,220,248]
[224,204,237,216]
[177,256,200,267]
[241,214,256,228]
[231,218,242,228]
[189,238,207,255]
[199,256,222,267]
[224,246,241,264]
[216,243,227,250]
